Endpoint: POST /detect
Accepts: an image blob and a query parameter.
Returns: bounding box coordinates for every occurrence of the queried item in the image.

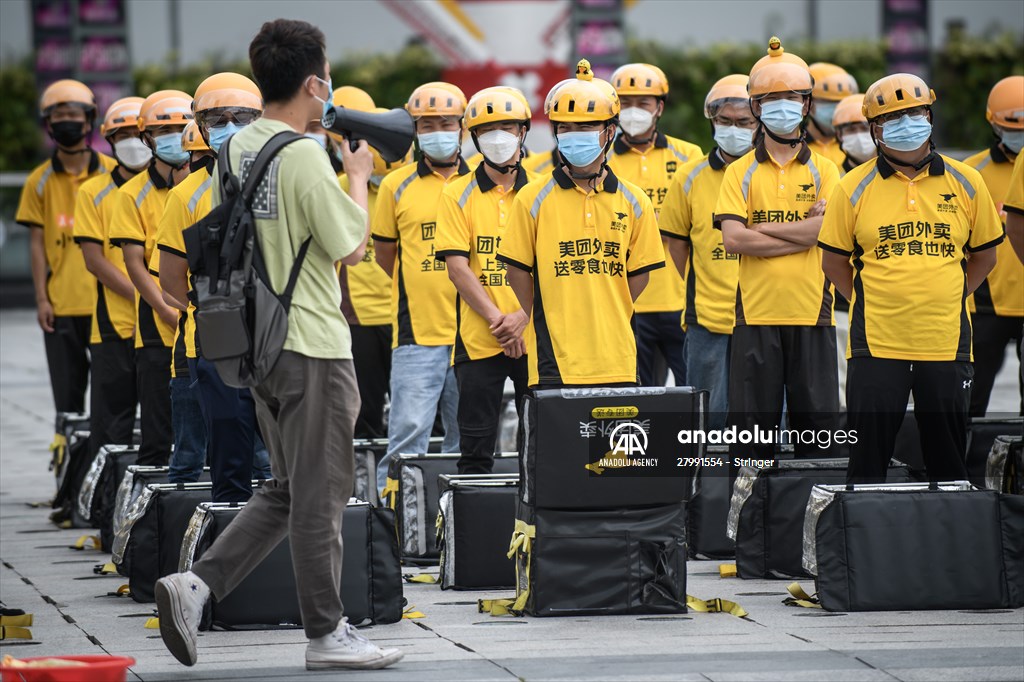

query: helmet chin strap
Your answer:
[472,132,523,174]
[759,122,804,148]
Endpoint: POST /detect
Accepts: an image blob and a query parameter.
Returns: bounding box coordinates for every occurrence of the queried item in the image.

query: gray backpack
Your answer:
[183,131,308,388]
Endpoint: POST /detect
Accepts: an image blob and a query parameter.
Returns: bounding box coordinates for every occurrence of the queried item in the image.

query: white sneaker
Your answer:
[155,571,210,666]
[306,617,404,670]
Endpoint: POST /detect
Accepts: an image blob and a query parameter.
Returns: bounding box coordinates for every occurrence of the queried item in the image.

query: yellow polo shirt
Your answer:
[108,165,175,350]
[1005,152,1024,215]
[608,132,701,315]
[435,163,535,362]
[497,166,666,386]
[807,133,846,169]
[17,151,116,317]
[521,150,559,176]
[73,168,135,343]
[818,154,1004,361]
[339,174,392,327]
[715,141,840,326]
[156,166,212,361]
[661,149,739,335]
[963,145,1023,317]
[372,158,470,348]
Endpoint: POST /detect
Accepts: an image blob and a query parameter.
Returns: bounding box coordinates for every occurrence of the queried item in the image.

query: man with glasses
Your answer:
[819,74,1003,482]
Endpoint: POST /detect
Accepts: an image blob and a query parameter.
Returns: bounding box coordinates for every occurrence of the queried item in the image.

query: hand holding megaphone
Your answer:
[322,106,415,163]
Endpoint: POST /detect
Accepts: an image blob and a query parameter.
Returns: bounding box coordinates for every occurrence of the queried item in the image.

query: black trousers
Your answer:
[351,324,392,439]
[727,325,840,459]
[454,353,529,474]
[635,311,686,387]
[88,338,137,457]
[135,345,172,466]
[969,313,1023,417]
[847,357,972,483]
[44,315,91,413]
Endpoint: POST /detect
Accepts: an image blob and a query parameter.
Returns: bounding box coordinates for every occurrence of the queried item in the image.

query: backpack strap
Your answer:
[278,237,312,313]
[237,131,305,206]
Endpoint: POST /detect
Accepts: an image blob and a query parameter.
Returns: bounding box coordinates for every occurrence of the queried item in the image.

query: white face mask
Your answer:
[841,131,876,163]
[113,137,152,170]
[477,130,520,165]
[619,106,655,138]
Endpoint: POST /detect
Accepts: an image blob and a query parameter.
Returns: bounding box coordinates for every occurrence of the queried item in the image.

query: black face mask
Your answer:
[50,121,88,148]
[190,155,215,175]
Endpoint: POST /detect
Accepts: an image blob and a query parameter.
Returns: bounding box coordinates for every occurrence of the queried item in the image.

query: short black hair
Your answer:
[249,19,327,104]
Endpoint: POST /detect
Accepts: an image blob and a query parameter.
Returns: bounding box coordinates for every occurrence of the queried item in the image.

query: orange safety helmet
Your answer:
[40,79,97,122]
[809,62,858,102]
[611,63,669,98]
[986,76,1024,130]
[406,82,467,119]
[546,59,620,123]
[192,72,262,114]
[465,86,532,131]
[181,120,210,152]
[704,74,750,118]
[137,90,194,131]
[100,96,145,137]
[832,94,868,129]
[862,73,936,120]
[748,37,813,99]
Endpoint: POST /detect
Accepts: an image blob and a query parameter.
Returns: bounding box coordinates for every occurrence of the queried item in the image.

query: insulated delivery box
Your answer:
[437,474,519,590]
[802,482,1024,611]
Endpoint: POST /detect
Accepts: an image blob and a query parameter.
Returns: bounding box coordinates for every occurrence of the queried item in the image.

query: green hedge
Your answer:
[2,36,1021,172]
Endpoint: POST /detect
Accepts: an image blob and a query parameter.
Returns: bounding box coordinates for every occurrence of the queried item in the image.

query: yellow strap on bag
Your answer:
[404,574,438,584]
[94,562,117,575]
[72,535,101,551]
[507,519,536,612]
[381,478,399,510]
[0,614,33,627]
[719,563,737,578]
[402,607,426,619]
[144,617,160,629]
[116,585,131,596]
[49,433,67,472]
[0,626,32,640]
[782,582,822,609]
[477,598,522,616]
[685,594,749,618]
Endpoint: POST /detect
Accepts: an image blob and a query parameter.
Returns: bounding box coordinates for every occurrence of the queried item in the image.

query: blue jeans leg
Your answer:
[168,373,207,483]
[194,357,259,503]
[684,323,731,431]
[376,344,459,494]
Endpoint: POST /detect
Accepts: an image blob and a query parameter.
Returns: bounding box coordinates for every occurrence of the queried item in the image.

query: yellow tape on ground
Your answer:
[477,598,522,617]
[0,614,33,627]
[686,594,748,618]
[72,535,100,551]
[406,574,438,584]
[116,585,131,596]
[0,626,32,640]
[95,562,117,575]
[144,617,159,629]
[719,563,737,578]
[402,607,425,619]
[782,582,822,609]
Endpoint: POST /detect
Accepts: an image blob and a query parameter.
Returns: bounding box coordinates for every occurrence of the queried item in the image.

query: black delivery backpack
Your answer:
[803,482,1024,611]
[437,474,519,590]
[180,500,403,628]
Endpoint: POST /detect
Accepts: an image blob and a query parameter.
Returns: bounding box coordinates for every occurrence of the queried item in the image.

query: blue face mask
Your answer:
[154,132,190,166]
[881,114,932,152]
[714,125,755,157]
[759,99,806,135]
[1000,129,1024,154]
[418,131,461,161]
[313,75,332,123]
[557,130,605,167]
[811,101,838,131]
[304,132,327,149]
[207,122,241,154]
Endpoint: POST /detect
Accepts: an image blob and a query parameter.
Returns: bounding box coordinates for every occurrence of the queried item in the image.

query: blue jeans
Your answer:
[376,344,460,494]
[684,322,731,431]
[190,358,272,503]
[636,311,686,386]
[168,374,208,483]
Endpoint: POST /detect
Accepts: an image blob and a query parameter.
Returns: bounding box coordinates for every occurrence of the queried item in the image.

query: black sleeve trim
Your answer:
[965,234,1005,253]
[16,221,43,229]
[817,241,853,257]
[157,244,187,258]
[148,268,160,277]
[110,237,145,248]
[435,249,471,261]
[660,229,690,242]
[627,261,666,277]
[371,234,398,243]
[713,213,747,231]
[73,236,103,246]
[1004,205,1024,216]
[495,254,533,273]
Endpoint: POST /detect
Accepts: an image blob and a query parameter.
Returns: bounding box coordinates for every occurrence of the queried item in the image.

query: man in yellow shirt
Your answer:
[73,97,148,457]
[331,89,399,440]
[964,76,1024,416]
[17,80,115,415]
[497,60,665,388]
[371,82,469,491]
[108,89,193,466]
[661,75,753,429]
[832,94,875,176]
[158,73,271,499]
[715,39,841,457]
[806,62,857,169]
[607,63,702,386]
[436,86,533,473]
[819,74,1003,482]
[1006,152,1024,264]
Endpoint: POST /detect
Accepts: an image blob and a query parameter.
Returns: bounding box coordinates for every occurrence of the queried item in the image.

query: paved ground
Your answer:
[1,308,1022,681]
